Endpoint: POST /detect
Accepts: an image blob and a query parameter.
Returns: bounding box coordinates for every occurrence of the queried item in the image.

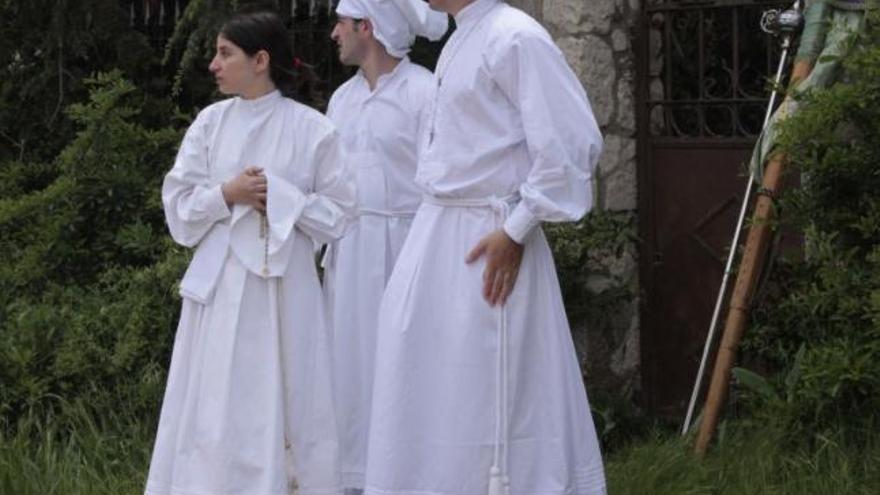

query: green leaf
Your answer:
[733,367,779,400]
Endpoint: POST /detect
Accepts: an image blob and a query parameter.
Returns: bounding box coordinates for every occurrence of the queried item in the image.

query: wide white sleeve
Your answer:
[487,30,604,244]
[161,110,231,248]
[264,127,355,248]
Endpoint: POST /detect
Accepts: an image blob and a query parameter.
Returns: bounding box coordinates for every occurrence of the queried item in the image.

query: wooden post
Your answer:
[691,56,815,454]
[693,152,786,455]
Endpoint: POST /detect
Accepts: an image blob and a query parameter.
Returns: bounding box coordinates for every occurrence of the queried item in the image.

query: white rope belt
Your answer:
[355,207,416,219]
[320,208,417,270]
[422,193,515,495]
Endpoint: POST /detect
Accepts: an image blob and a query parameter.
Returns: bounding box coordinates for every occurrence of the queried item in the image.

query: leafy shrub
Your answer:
[545,211,638,326]
[742,19,880,438]
[1,248,188,430]
[0,71,187,431]
[0,71,180,303]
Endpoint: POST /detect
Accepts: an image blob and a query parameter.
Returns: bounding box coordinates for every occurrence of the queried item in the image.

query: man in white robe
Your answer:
[364,1,607,494]
[322,1,448,493]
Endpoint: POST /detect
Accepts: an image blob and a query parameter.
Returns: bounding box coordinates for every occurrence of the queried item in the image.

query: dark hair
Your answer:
[219,11,323,106]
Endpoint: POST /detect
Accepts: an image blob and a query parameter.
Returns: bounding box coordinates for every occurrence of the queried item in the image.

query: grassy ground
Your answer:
[1,414,878,494]
[606,422,880,494]
[0,407,152,495]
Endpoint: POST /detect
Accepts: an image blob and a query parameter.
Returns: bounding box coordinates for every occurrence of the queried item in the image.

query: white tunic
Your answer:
[322,58,435,490]
[146,90,354,495]
[364,1,607,494]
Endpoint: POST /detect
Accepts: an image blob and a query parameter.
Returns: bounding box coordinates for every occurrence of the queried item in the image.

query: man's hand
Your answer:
[222,166,267,212]
[466,229,524,307]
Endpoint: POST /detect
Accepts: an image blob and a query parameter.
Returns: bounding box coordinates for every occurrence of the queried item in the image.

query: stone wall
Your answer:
[511,0,642,399]
[508,0,543,17]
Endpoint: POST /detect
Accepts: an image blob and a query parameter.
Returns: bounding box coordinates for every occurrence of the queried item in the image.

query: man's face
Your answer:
[331,17,368,66]
[208,35,264,96]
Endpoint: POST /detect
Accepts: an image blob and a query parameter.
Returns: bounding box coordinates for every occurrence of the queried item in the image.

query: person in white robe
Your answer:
[322,1,448,492]
[145,12,354,495]
[364,1,607,494]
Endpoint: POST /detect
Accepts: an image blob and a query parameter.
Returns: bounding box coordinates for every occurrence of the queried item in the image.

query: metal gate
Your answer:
[636,0,787,415]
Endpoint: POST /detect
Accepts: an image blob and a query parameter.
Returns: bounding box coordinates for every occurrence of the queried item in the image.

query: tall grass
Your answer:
[607,421,880,494]
[2,407,878,494]
[0,400,153,495]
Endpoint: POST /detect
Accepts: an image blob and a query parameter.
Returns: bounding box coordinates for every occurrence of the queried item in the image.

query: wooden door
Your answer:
[637,0,787,415]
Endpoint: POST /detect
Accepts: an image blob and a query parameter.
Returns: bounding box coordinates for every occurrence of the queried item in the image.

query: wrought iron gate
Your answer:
[637,0,788,415]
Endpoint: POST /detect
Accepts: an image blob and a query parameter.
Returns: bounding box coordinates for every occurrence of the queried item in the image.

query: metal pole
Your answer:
[681,1,803,436]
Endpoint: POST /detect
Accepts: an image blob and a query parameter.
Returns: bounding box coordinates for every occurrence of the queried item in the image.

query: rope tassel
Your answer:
[488,466,505,495]
[419,194,516,495]
[489,214,511,495]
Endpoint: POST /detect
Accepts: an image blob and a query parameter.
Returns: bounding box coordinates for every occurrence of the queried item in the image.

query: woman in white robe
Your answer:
[145,12,354,495]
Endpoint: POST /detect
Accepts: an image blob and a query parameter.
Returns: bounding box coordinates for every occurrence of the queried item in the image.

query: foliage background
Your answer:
[739,14,880,440]
[0,1,878,493]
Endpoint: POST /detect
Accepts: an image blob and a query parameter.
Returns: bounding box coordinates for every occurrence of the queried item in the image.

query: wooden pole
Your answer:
[693,152,785,455]
[692,56,814,454]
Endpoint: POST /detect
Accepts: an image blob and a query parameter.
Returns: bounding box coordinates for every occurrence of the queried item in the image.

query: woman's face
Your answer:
[209,34,265,96]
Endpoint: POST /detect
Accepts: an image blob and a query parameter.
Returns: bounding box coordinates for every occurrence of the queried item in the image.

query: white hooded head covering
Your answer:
[336,0,449,57]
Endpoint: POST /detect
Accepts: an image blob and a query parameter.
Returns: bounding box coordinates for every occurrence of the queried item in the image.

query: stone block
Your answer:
[611,27,630,52]
[545,0,615,35]
[597,135,637,211]
[556,35,615,127]
[507,0,543,18]
[616,76,636,134]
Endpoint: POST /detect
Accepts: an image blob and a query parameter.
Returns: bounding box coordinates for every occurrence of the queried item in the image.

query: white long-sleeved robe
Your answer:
[146,90,355,495]
[322,58,434,490]
[364,1,607,494]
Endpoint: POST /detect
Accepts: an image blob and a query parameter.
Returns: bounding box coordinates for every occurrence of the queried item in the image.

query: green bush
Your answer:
[0,248,188,430]
[545,210,638,328]
[742,19,880,437]
[0,71,188,432]
[0,72,180,300]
